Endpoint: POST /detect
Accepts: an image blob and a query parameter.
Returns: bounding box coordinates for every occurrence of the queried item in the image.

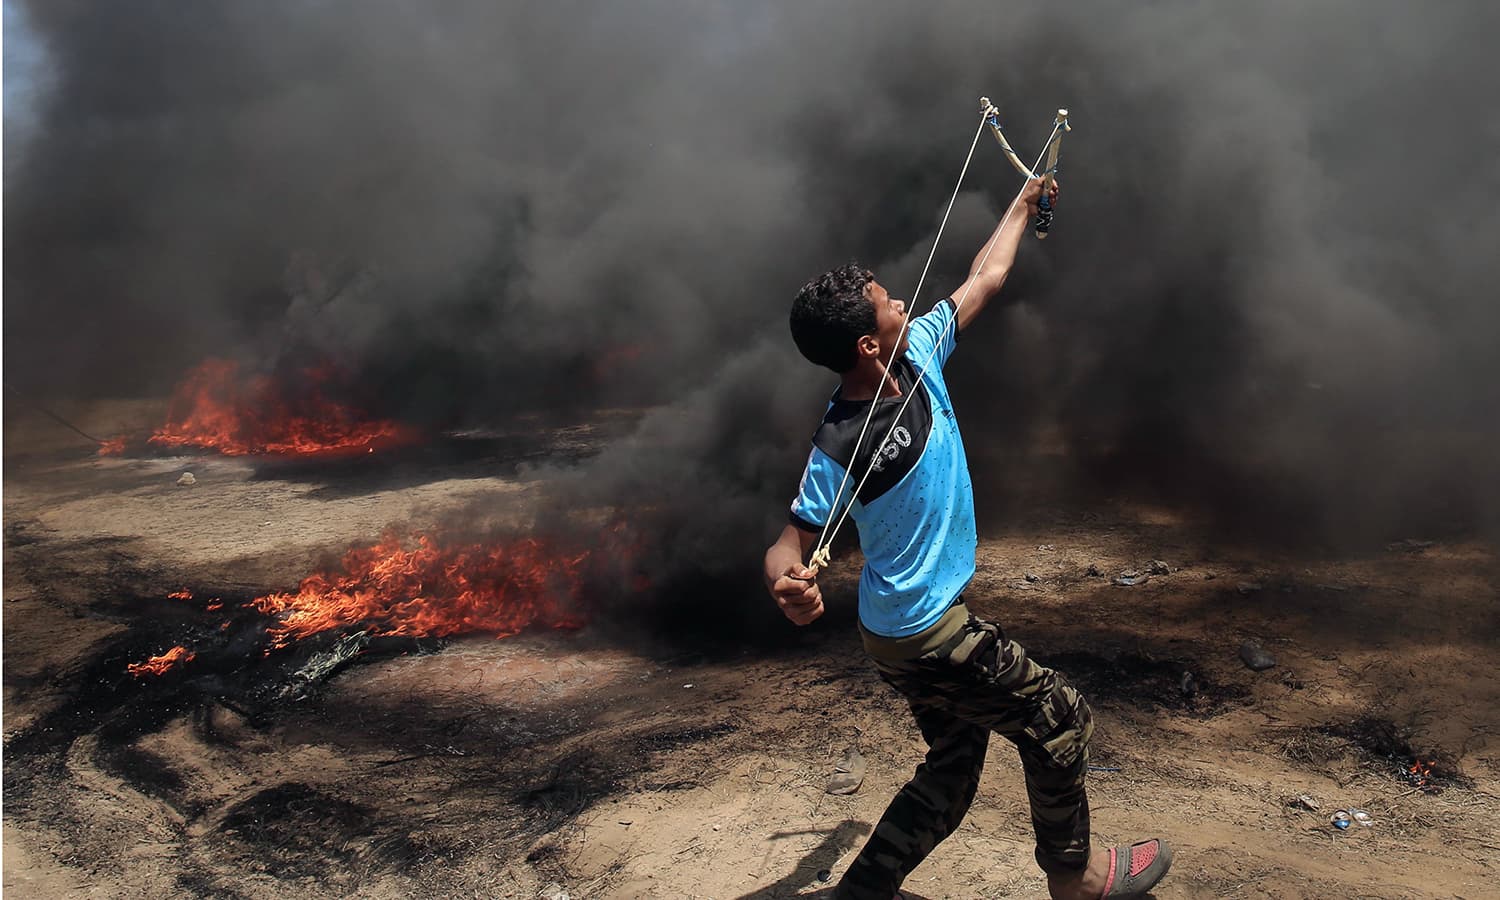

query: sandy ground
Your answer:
[3,402,1498,899]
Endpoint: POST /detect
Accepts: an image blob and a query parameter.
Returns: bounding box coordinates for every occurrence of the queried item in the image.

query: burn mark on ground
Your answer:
[216,783,433,880]
[5,533,171,618]
[1275,715,1474,793]
[511,721,742,838]
[519,748,628,827]
[637,722,738,753]
[4,516,49,547]
[96,742,191,809]
[1037,648,1250,717]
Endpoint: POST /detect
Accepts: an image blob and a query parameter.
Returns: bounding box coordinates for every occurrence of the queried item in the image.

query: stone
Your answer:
[1238,639,1276,671]
[826,748,866,795]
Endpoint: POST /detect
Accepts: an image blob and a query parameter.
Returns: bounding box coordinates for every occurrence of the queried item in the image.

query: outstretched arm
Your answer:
[763,523,823,625]
[950,177,1059,332]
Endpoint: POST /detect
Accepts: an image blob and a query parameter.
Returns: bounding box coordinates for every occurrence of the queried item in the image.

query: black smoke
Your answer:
[7,2,1498,621]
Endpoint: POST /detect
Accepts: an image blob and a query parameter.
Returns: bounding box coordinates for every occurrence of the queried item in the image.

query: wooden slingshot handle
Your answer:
[1034,108,1070,239]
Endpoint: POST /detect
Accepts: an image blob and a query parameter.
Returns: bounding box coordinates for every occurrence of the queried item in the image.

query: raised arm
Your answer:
[763,522,824,625]
[950,177,1058,332]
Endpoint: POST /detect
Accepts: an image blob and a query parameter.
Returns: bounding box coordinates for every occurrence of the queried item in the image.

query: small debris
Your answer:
[1238,639,1277,671]
[682,683,694,689]
[1289,794,1320,811]
[1236,582,1264,595]
[711,824,720,831]
[175,472,196,486]
[1349,808,1373,827]
[1178,671,1198,697]
[1024,573,1040,583]
[539,883,571,900]
[618,820,633,826]
[1036,544,1054,551]
[1087,765,1122,773]
[280,631,370,700]
[1146,560,1171,576]
[1330,809,1351,830]
[826,747,866,795]
[1085,564,1102,577]
[1113,571,1149,587]
[816,869,832,883]
[1204,572,1216,580]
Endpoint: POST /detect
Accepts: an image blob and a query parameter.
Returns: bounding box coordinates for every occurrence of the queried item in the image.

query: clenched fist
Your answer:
[771,565,824,625]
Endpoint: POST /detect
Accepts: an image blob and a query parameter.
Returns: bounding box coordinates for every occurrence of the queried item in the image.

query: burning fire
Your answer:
[249,530,592,647]
[168,588,222,610]
[1408,757,1434,788]
[127,645,196,677]
[97,436,128,457]
[146,358,413,456]
[125,528,633,675]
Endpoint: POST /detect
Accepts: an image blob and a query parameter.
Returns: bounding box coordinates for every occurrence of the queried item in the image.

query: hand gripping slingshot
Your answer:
[805,98,1071,576]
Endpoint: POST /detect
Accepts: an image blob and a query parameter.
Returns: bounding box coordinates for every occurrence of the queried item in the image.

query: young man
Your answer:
[763,178,1172,900]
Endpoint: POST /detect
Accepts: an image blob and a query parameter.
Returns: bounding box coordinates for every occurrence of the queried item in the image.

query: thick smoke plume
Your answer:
[7,2,1499,633]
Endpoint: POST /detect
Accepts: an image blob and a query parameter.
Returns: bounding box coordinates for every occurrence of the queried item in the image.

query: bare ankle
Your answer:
[1045,847,1107,900]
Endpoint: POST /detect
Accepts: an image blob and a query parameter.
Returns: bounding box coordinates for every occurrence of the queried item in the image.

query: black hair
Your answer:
[789,263,876,373]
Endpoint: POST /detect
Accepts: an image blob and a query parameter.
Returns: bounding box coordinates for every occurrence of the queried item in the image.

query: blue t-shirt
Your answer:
[789,299,977,637]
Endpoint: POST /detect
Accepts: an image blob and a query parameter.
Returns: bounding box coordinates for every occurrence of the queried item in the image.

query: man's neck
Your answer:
[840,359,902,402]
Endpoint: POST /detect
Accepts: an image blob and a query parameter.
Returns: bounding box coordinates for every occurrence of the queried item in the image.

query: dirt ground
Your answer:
[3,402,1498,899]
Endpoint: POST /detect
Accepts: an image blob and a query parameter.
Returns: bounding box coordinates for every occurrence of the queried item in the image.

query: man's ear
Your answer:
[856,334,880,359]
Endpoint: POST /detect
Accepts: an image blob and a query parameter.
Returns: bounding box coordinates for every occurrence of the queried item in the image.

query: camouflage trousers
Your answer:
[836,605,1094,900]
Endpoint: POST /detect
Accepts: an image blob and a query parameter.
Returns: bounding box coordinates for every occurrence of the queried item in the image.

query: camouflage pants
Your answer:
[836,609,1094,900]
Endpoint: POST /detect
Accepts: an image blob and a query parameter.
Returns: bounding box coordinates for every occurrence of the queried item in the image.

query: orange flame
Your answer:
[168,589,194,600]
[147,358,414,456]
[1409,758,1433,783]
[249,530,592,648]
[127,645,197,677]
[97,436,128,456]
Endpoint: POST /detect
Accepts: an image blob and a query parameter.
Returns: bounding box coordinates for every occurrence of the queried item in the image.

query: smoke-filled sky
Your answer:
[6,1,1499,570]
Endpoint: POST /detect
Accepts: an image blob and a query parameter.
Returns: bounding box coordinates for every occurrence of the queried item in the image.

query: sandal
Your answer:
[1099,838,1172,897]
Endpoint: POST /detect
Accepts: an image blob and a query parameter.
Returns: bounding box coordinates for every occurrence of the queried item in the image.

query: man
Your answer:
[762,178,1172,900]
